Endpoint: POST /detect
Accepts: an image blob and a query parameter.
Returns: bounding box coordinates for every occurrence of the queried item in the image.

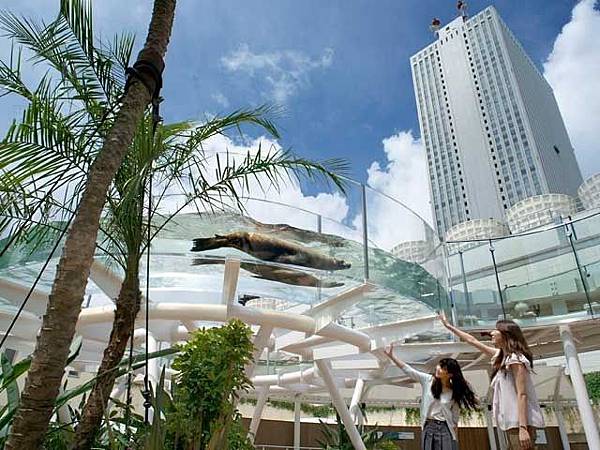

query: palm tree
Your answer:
[72,112,346,449]
[0,1,347,447]
[1,0,177,447]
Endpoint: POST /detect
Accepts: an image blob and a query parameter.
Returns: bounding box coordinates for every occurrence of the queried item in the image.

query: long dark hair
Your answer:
[431,358,479,410]
[491,319,533,380]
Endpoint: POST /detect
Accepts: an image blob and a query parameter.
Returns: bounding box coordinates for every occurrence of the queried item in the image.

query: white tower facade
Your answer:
[410,6,582,236]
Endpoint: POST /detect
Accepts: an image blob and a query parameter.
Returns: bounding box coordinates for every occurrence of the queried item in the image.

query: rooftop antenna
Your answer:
[457,1,468,21]
[430,17,442,35]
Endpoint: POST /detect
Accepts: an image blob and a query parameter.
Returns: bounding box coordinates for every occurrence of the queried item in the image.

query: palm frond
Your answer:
[0,5,125,117]
[59,0,94,64]
[0,44,32,100]
[147,144,348,244]
[105,31,135,80]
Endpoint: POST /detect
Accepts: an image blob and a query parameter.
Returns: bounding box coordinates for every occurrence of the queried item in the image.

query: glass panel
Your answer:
[492,224,590,325]
[568,213,600,317]
[359,185,448,327]
[319,215,366,303]
[447,241,502,328]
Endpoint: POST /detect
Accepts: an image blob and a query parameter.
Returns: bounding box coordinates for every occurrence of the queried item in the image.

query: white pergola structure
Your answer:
[2,257,600,450]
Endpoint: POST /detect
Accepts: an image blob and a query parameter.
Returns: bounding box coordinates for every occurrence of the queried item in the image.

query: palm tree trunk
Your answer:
[5,2,176,448]
[72,255,141,450]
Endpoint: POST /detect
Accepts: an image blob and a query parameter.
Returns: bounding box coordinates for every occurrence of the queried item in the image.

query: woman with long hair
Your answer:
[438,314,544,449]
[384,344,478,450]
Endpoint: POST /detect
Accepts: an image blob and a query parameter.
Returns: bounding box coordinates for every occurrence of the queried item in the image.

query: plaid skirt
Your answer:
[422,419,458,450]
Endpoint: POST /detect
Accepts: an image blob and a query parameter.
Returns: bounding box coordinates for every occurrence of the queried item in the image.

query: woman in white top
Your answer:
[438,314,544,450]
[385,344,478,450]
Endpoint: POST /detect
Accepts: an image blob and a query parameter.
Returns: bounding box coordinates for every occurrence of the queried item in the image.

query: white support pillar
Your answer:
[360,386,372,426]
[560,325,600,449]
[109,380,127,405]
[249,387,269,443]
[349,378,365,425]
[553,367,571,450]
[315,360,366,450]
[555,405,571,450]
[497,428,508,450]
[484,405,498,450]
[246,325,274,379]
[56,385,71,424]
[294,394,301,450]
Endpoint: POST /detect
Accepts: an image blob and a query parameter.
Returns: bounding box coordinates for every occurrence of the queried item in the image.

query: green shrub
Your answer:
[585,371,600,401]
[167,319,255,449]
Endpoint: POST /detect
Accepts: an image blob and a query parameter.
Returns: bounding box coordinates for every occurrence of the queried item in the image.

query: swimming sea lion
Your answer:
[244,216,346,247]
[191,232,351,271]
[191,258,344,288]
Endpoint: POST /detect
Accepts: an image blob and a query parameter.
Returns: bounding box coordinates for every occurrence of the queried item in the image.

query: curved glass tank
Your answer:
[2,177,599,376]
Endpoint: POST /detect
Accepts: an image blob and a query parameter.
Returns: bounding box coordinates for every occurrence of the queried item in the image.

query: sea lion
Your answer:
[191,258,344,288]
[191,232,351,271]
[244,216,346,247]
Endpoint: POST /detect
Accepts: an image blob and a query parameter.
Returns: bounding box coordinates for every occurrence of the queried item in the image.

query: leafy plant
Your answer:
[404,407,420,426]
[167,319,255,450]
[317,412,395,450]
[0,341,177,448]
[584,371,600,402]
[0,0,348,445]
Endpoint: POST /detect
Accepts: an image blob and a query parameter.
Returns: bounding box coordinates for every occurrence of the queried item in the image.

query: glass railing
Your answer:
[2,171,600,338]
[445,212,600,328]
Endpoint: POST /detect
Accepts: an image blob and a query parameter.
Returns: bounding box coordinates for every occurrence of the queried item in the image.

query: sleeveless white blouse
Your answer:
[491,351,545,430]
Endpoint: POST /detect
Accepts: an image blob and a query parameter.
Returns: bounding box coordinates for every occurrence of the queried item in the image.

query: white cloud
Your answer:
[156,133,350,236]
[211,92,230,108]
[221,44,334,103]
[158,128,433,252]
[351,131,433,250]
[543,0,600,178]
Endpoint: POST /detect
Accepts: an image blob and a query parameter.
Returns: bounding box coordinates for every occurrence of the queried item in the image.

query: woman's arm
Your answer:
[452,404,460,442]
[511,363,533,450]
[437,313,497,357]
[384,344,429,384]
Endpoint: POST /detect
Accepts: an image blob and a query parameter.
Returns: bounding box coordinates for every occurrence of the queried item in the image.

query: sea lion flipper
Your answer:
[191,235,227,252]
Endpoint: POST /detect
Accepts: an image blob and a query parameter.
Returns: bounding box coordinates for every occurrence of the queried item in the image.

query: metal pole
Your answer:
[559,325,600,448]
[125,323,135,438]
[484,404,498,450]
[249,387,269,443]
[349,378,365,424]
[143,169,153,424]
[458,250,472,315]
[293,394,301,450]
[316,360,367,450]
[316,214,323,304]
[552,368,571,450]
[442,243,458,329]
[361,184,369,281]
[146,332,158,385]
[555,405,571,450]
[488,240,506,319]
[565,223,593,317]
[266,351,270,375]
[552,367,571,450]
[498,428,508,450]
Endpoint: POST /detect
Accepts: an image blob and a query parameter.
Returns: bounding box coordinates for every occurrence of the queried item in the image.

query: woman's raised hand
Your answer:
[437,311,451,328]
[384,343,394,358]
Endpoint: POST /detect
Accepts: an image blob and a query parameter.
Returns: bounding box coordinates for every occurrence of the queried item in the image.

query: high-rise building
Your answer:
[410,6,582,236]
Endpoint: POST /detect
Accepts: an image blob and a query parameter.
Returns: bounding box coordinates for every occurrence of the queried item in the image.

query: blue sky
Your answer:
[0,1,583,175]
[140,0,579,180]
[1,0,599,235]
